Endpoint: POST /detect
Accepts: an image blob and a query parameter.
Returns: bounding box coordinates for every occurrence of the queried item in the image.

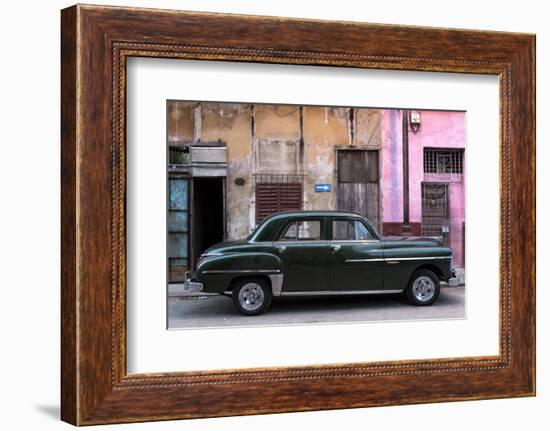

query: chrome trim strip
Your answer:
[329,239,381,244]
[280,289,403,296]
[200,252,225,258]
[202,269,281,274]
[345,256,450,263]
[345,258,384,263]
[384,256,452,261]
[272,240,327,245]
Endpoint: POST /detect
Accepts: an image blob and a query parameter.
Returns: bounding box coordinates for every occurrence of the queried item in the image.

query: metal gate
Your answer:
[421,182,450,245]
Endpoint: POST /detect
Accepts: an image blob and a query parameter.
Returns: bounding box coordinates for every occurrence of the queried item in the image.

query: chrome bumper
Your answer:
[183,272,204,293]
[447,268,459,287]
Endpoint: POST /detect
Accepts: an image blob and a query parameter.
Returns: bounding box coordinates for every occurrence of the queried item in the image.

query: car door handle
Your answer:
[276,245,287,253]
[330,244,341,253]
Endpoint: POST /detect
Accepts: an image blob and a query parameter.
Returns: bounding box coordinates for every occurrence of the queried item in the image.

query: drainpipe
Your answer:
[298,106,304,174]
[402,109,410,227]
[193,105,202,142]
[349,108,355,147]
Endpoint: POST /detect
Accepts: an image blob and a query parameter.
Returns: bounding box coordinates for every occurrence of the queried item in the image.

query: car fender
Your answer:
[195,252,284,295]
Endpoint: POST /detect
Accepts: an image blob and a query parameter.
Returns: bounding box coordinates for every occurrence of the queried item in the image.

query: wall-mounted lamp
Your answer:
[410,110,421,133]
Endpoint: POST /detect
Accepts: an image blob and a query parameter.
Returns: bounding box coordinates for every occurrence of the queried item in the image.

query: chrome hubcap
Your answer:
[412,276,435,302]
[238,283,265,311]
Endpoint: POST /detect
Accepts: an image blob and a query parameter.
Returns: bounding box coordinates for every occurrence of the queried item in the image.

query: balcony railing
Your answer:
[169,145,189,166]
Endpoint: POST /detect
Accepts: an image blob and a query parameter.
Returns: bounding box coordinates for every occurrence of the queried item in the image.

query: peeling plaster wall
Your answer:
[355,108,383,149]
[380,109,404,223]
[254,105,303,176]
[302,107,347,211]
[200,103,255,240]
[301,107,382,212]
[254,105,301,140]
[167,101,386,240]
[167,101,195,142]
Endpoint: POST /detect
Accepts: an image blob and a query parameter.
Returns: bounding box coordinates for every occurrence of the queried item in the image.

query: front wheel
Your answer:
[405,269,440,306]
[232,277,272,316]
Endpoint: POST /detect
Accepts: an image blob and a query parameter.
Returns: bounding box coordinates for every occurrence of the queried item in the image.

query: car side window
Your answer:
[332,219,375,240]
[278,220,322,241]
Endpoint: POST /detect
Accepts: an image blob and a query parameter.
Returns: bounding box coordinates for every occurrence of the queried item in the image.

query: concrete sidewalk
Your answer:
[168,286,465,329]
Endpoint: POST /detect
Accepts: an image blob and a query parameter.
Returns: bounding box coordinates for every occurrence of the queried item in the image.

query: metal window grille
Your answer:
[421,183,450,246]
[424,149,463,174]
[169,145,189,165]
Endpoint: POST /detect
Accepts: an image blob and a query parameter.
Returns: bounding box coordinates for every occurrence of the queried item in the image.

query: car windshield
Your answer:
[246,216,272,241]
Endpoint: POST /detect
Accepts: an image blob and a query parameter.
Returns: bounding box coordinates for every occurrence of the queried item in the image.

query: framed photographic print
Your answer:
[61,4,535,425]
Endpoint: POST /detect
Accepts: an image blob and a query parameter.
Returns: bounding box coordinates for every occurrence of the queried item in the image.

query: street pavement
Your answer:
[168,285,465,329]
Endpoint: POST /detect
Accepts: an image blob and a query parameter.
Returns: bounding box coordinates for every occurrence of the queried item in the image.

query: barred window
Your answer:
[424,149,463,174]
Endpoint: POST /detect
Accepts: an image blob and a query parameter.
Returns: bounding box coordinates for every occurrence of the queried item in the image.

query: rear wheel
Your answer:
[232,277,272,316]
[405,269,440,306]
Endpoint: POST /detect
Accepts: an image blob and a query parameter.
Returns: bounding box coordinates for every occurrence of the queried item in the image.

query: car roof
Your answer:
[249,210,377,242]
[265,210,365,220]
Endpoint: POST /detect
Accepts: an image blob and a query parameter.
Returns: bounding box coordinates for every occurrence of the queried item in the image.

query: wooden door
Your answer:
[167,177,189,282]
[337,150,380,230]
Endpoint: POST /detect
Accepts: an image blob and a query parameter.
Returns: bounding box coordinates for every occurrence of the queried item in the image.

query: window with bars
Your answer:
[424,149,463,174]
[169,145,189,165]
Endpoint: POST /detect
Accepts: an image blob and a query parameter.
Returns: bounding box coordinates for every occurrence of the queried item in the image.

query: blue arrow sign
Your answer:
[314,183,331,192]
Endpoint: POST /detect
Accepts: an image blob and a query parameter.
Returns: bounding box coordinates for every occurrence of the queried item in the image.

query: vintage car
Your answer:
[183,211,457,315]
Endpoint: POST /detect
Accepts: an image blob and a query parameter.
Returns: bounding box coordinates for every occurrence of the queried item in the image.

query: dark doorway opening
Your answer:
[190,177,225,270]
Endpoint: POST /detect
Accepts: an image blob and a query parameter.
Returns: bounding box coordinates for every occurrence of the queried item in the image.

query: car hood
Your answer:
[201,240,251,255]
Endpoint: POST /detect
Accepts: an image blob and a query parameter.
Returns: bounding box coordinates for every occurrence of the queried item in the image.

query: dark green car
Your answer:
[183,211,457,315]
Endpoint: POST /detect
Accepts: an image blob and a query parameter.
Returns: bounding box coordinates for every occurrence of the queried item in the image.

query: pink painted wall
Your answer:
[380,109,404,223]
[380,109,466,268]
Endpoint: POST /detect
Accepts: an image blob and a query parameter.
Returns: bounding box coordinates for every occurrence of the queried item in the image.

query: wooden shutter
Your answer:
[256,183,302,223]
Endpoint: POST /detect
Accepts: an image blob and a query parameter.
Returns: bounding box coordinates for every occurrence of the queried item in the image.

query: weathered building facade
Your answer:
[167,101,465,282]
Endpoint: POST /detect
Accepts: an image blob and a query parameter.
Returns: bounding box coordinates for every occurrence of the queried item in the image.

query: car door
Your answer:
[329,217,385,291]
[274,218,331,292]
